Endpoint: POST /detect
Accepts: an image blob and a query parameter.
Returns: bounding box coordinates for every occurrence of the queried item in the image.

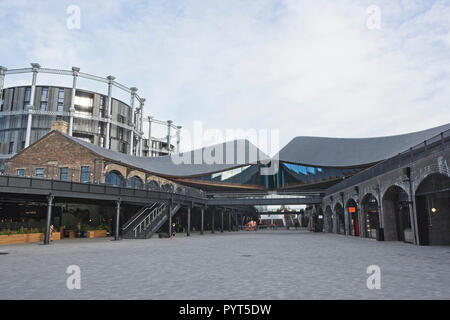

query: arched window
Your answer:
[148,180,159,190]
[128,176,143,189]
[105,170,124,187]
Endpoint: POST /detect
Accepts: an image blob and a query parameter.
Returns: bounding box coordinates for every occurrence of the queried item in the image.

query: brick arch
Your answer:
[414,170,450,194]
[127,170,145,182]
[104,163,127,178]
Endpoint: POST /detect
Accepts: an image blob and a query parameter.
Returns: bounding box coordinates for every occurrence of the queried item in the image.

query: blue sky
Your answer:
[0,0,449,152]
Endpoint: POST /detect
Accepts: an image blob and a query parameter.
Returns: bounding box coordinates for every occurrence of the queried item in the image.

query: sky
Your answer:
[0,0,449,154]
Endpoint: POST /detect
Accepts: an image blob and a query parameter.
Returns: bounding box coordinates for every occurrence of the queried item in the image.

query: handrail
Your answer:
[122,203,157,231]
[132,203,167,237]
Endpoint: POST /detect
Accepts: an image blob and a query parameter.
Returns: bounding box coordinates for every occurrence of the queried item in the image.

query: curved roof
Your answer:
[277,123,450,168]
[59,132,270,177]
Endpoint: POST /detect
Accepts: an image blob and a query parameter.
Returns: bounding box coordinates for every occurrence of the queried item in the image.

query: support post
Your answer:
[0,66,7,106]
[129,87,138,155]
[200,207,204,235]
[139,98,145,157]
[235,211,238,231]
[221,209,224,232]
[44,194,54,245]
[176,126,182,153]
[148,116,153,156]
[228,211,232,232]
[69,66,80,136]
[25,63,40,148]
[211,208,215,234]
[187,207,191,237]
[168,203,172,236]
[167,120,173,154]
[105,75,115,149]
[115,199,121,240]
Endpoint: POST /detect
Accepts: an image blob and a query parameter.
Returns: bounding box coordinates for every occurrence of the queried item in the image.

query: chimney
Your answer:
[50,120,69,134]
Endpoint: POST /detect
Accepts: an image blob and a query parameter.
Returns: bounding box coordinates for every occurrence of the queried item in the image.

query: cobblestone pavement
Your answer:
[1,229,449,299]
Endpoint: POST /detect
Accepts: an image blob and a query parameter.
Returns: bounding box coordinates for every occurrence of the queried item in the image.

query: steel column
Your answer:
[129,87,138,155]
[25,63,40,148]
[221,209,224,232]
[44,194,54,245]
[211,208,215,234]
[187,207,191,236]
[139,98,145,157]
[200,207,204,235]
[115,199,121,240]
[105,75,115,149]
[167,120,173,153]
[68,67,80,136]
[228,211,232,232]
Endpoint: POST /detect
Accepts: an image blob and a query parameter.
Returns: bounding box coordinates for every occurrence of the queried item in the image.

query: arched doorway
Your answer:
[346,198,359,236]
[334,203,345,235]
[315,207,324,232]
[415,173,450,246]
[105,170,124,187]
[361,194,380,240]
[382,186,412,242]
[128,176,143,189]
[325,206,333,233]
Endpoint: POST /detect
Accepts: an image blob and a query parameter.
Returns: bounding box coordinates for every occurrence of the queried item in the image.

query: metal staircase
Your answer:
[122,202,181,239]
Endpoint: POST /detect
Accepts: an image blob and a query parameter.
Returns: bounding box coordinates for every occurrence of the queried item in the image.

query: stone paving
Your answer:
[0,229,449,299]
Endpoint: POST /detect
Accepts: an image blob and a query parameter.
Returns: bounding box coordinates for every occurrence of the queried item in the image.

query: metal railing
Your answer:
[132,203,167,238]
[325,129,450,195]
[121,203,158,231]
[2,162,206,199]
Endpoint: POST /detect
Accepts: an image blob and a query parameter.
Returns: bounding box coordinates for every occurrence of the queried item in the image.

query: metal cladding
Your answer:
[277,123,450,168]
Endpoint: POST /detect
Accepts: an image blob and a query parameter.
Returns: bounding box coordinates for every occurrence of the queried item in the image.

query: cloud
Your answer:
[0,0,449,153]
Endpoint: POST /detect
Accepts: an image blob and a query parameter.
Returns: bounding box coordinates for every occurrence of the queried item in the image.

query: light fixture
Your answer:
[431,207,438,214]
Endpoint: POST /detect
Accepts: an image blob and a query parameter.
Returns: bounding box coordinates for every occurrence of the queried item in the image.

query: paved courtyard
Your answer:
[1,229,449,299]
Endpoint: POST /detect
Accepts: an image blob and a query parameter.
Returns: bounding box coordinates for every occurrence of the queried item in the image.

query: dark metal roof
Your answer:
[60,132,270,177]
[277,123,450,168]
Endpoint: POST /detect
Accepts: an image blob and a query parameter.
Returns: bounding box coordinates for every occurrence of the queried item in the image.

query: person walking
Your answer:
[170,222,176,240]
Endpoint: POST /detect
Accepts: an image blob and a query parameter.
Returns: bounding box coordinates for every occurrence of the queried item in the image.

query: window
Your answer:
[105,171,124,187]
[41,87,48,101]
[57,89,64,113]
[80,166,90,183]
[8,141,14,154]
[17,169,25,176]
[99,96,106,118]
[60,167,68,181]
[24,87,31,106]
[40,101,47,111]
[21,141,25,151]
[35,168,44,178]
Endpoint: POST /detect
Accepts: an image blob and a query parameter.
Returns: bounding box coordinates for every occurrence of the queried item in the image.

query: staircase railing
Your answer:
[122,203,158,233]
[132,203,167,238]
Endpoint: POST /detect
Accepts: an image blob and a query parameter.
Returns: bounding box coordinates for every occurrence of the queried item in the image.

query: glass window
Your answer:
[40,101,47,111]
[105,171,124,187]
[41,88,48,101]
[8,141,14,154]
[60,167,68,181]
[36,168,44,178]
[17,169,25,176]
[80,166,90,183]
[24,87,31,104]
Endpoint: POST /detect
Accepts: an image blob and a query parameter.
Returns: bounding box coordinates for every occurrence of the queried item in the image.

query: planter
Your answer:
[86,230,107,238]
[0,232,61,245]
